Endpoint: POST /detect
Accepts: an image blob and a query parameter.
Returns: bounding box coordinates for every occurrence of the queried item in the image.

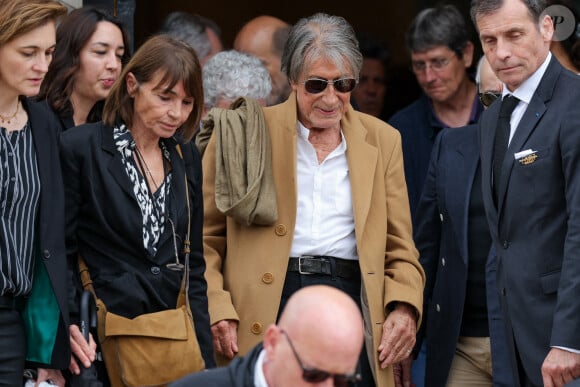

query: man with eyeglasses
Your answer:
[395,55,515,387]
[200,12,425,387]
[476,55,503,108]
[389,4,484,223]
[388,6,484,387]
[171,285,364,387]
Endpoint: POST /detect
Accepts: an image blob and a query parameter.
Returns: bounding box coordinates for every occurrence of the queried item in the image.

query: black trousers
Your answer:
[0,308,26,386]
[278,271,376,387]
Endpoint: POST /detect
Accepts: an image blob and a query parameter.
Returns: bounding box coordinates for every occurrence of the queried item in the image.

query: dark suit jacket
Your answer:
[59,121,215,367]
[21,98,71,369]
[170,343,263,387]
[414,125,513,386]
[479,56,580,386]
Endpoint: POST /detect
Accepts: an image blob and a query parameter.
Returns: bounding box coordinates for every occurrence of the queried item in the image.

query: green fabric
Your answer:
[22,257,60,365]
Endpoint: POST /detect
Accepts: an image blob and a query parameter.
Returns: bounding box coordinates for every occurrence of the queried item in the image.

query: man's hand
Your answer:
[68,324,96,375]
[377,303,417,369]
[36,368,65,387]
[211,319,239,359]
[542,347,580,387]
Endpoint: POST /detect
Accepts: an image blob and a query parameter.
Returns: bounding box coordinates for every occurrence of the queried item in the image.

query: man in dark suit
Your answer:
[471,0,580,385]
[170,285,364,387]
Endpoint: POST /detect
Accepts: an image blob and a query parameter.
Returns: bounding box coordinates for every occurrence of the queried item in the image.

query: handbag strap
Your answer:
[174,143,191,309]
[77,142,192,308]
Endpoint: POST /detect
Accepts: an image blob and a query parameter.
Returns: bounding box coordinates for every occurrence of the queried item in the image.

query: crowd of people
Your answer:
[0,0,579,386]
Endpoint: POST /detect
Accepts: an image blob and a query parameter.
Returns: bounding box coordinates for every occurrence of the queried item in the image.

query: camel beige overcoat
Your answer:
[202,94,425,387]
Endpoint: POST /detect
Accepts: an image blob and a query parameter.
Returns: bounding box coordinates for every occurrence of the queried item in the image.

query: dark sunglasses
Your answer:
[302,77,358,94]
[478,91,501,108]
[281,330,361,387]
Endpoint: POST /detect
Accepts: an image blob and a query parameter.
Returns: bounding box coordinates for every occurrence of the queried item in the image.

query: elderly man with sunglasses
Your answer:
[200,12,425,387]
[171,285,364,387]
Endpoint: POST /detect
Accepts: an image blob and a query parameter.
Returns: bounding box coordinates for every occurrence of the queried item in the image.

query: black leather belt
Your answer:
[0,294,27,311]
[288,256,360,279]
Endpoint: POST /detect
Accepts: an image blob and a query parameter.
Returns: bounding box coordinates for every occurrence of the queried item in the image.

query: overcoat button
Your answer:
[262,272,274,284]
[274,224,287,236]
[251,322,263,334]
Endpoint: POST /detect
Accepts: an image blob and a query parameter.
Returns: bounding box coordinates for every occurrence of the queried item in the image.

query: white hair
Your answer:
[203,50,272,107]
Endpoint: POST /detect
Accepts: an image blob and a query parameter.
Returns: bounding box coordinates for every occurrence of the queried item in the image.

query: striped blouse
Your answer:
[0,122,40,297]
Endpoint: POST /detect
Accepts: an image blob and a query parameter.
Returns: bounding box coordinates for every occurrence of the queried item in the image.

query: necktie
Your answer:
[492,95,519,205]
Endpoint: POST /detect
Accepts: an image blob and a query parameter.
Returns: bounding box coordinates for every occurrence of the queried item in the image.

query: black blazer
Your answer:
[21,98,71,369]
[59,121,215,367]
[170,343,263,387]
[479,56,580,385]
[414,125,513,387]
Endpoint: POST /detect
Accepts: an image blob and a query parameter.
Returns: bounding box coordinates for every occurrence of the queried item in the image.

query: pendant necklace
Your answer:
[0,101,20,125]
[134,145,160,192]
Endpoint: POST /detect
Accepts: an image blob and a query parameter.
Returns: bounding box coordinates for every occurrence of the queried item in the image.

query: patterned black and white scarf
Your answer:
[113,124,172,256]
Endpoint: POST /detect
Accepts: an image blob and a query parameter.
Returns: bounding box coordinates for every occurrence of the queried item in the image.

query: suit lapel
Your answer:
[101,124,138,200]
[342,107,378,246]
[26,99,55,242]
[448,128,479,265]
[264,95,298,231]
[480,105,500,230]
[496,57,560,213]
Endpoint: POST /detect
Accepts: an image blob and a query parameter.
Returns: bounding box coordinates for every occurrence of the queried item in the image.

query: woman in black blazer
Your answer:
[0,1,70,385]
[61,35,215,384]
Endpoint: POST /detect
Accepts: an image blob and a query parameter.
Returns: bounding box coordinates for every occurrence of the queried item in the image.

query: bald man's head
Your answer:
[234,15,291,105]
[262,286,363,387]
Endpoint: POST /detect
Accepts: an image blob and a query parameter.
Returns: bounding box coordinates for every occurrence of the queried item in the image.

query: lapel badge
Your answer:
[518,153,538,165]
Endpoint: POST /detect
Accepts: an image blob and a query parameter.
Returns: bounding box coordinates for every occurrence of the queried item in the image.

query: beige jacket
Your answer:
[202,94,425,387]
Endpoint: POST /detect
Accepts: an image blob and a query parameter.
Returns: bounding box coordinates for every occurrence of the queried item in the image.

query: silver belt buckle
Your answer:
[298,255,314,275]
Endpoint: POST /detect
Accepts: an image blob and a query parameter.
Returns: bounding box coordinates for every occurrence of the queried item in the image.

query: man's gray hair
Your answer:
[159,12,211,59]
[281,13,363,83]
[203,50,272,108]
[406,4,470,58]
[470,0,547,26]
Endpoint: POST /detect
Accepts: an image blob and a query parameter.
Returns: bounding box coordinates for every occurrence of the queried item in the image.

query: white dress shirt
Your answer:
[253,349,269,387]
[503,52,552,145]
[289,121,358,260]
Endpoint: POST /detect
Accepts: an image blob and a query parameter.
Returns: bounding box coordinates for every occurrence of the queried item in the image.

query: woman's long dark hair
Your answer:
[37,6,131,123]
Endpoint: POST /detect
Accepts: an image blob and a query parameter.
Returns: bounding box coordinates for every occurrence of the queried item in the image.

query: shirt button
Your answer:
[251,322,263,335]
[274,224,287,236]
[262,272,274,284]
[441,257,446,266]
[151,266,161,275]
[436,304,441,312]
[8,152,13,157]
[439,213,444,222]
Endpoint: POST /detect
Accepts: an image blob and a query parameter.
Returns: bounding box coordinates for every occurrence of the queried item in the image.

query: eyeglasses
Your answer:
[280,329,361,387]
[302,77,358,94]
[478,91,501,108]
[411,56,454,74]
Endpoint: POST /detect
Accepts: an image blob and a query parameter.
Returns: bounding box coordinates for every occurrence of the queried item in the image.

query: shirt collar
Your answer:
[425,91,482,136]
[502,52,552,104]
[253,349,269,387]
